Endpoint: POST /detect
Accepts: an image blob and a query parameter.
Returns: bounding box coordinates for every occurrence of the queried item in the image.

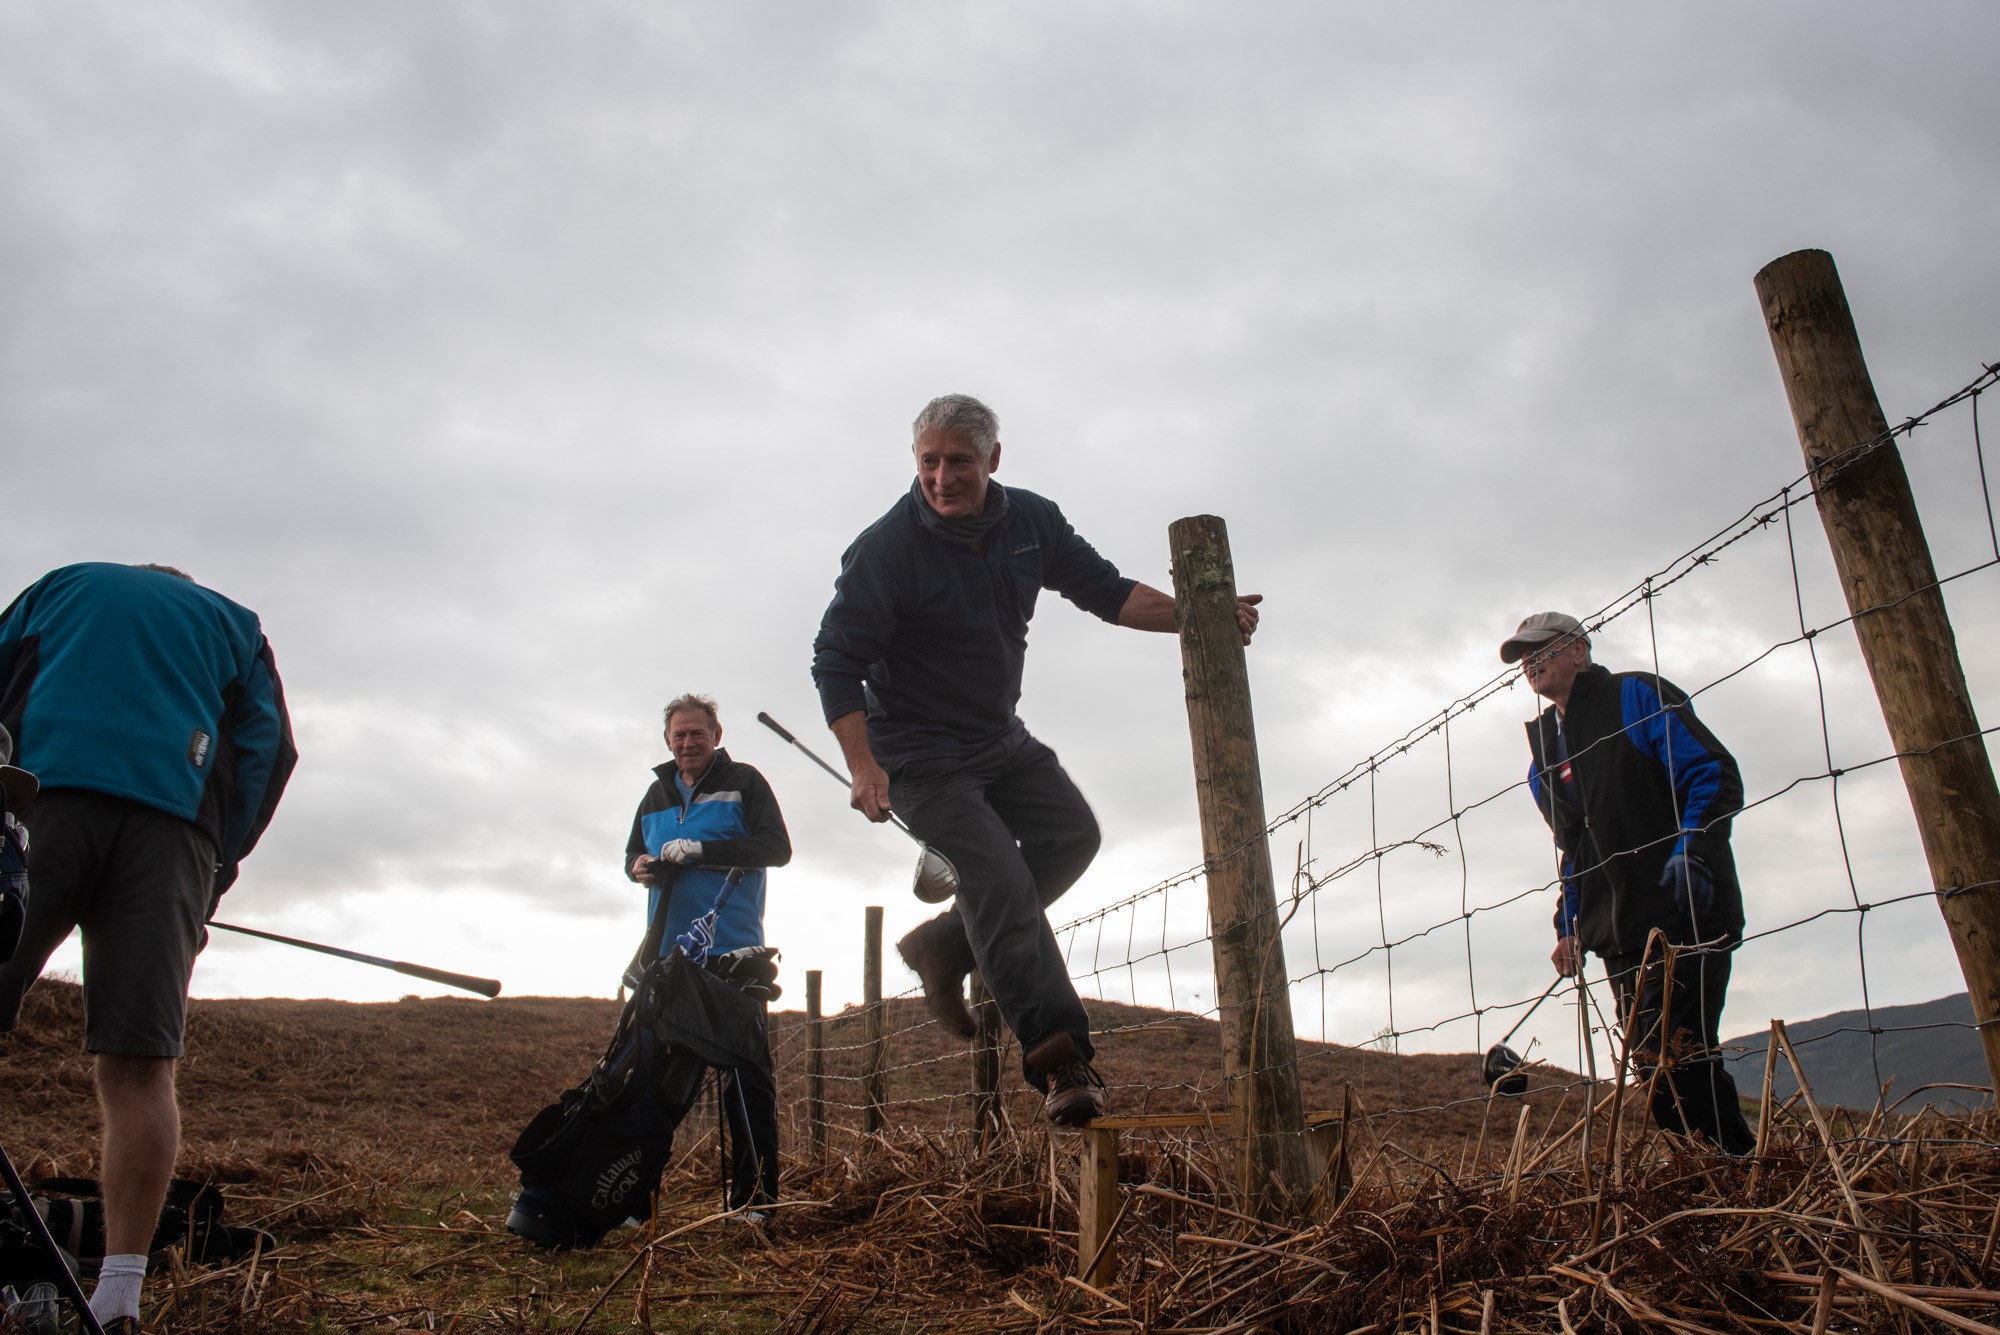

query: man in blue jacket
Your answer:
[1505,611,1756,1156]
[0,562,297,1328]
[812,394,1261,1125]
[624,694,791,1217]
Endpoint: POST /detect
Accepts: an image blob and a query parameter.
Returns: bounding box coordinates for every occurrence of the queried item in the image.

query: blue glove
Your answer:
[672,868,744,967]
[675,911,718,967]
[1659,851,1714,917]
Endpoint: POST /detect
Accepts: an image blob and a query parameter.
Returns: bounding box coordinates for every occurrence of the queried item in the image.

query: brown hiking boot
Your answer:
[895,921,975,1038]
[1025,1032,1105,1125]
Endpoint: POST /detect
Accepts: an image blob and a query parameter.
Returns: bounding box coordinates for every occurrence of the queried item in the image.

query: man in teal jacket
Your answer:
[0,562,296,1329]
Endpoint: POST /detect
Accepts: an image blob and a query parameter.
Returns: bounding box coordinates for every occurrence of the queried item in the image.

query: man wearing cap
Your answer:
[1503,611,1757,1156]
[811,393,1262,1126]
[0,562,297,1330]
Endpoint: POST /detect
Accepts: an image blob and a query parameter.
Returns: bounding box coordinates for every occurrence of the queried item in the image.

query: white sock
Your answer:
[90,1253,148,1321]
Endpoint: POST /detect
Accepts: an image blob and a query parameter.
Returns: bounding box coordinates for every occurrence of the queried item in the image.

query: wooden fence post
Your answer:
[864,905,886,1136]
[806,969,826,1161]
[1076,1127,1121,1286]
[1756,249,2000,1087]
[1168,514,1312,1218]
[970,970,1001,1148]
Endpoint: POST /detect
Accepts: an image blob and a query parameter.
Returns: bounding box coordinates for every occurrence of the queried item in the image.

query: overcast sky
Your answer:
[4,3,1997,1073]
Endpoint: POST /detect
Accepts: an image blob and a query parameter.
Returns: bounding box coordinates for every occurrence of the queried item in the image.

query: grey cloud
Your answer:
[1,2,1995,1036]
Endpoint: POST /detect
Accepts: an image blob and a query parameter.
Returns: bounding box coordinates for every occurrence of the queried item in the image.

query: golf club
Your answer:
[209,922,503,998]
[1481,974,1566,1097]
[756,711,960,903]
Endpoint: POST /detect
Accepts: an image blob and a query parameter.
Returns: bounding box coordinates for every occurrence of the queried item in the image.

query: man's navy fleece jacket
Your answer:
[811,486,1135,771]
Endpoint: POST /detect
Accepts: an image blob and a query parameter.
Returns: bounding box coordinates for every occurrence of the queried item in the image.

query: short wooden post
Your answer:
[1304,1083,1354,1217]
[805,969,826,1161]
[1756,249,2000,1087]
[970,970,1001,1148]
[1076,1127,1120,1285]
[864,906,886,1136]
[1169,515,1312,1219]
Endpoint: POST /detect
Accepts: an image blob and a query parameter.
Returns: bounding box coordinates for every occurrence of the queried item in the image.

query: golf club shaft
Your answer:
[209,921,502,998]
[1499,974,1566,1048]
[756,711,926,844]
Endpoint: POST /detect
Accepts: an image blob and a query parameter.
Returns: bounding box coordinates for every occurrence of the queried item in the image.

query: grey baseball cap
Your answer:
[1500,611,1588,664]
[0,722,38,813]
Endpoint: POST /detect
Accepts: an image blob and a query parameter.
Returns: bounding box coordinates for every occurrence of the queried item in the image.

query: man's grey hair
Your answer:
[134,563,193,581]
[663,693,720,732]
[912,394,999,462]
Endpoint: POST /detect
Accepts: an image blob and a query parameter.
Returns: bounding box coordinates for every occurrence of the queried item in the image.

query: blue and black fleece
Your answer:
[810,485,1135,771]
[624,750,791,956]
[0,562,297,897]
[1526,664,1745,958]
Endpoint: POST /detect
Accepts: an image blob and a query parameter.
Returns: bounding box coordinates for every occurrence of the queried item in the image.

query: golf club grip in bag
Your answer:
[507,938,771,1246]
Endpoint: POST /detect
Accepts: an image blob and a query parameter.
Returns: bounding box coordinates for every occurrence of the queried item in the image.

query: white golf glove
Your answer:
[657,838,703,866]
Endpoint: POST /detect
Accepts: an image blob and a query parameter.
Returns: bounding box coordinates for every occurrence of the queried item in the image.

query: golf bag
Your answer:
[507,874,771,1248]
[0,1178,269,1285]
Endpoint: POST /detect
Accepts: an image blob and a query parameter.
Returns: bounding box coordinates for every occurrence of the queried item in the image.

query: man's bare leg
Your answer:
[91,1053,178,1320]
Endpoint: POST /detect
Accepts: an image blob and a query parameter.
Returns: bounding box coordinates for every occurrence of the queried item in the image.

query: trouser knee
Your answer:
[1025,811,1099,905]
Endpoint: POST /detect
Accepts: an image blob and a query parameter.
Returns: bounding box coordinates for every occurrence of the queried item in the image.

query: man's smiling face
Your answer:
[914,425,1000,519]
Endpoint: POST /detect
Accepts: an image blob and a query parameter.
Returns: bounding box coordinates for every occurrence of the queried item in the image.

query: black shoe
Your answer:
[1025,1032,1105,1125]
[896,922,975,1038]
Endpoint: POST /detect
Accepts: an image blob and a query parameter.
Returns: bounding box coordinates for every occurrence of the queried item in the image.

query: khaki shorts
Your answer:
[0,788,214,1057]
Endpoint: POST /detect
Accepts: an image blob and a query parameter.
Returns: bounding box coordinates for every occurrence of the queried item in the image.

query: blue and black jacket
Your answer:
[0,563,297,899]
[624,749,790,956]
[810,485,1135,772]
[1526,664,1744,959]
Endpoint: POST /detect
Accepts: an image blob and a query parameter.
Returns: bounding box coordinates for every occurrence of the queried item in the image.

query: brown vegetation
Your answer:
[4,979,1998,1331]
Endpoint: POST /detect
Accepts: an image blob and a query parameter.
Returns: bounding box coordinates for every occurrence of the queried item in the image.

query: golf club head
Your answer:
[912,844,959,903]
[1483,1043,1529,1097]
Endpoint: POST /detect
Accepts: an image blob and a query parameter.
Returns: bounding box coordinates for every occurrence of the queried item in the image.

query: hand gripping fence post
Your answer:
[1757,249,2000,1088]
[1169,514,1312,1218]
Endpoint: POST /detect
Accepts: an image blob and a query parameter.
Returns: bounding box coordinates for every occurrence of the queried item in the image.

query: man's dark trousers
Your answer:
[1604,944,1757,1156]
[721,1022,779,1210]
[890,731,1100,1088]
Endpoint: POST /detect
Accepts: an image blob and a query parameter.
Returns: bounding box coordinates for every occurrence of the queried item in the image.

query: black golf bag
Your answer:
[507,875,771,1248]
[1,1177,269,1285]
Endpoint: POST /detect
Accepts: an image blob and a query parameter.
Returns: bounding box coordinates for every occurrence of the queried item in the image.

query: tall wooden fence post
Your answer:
[970,970,1001,1148]
[1169,514,1312,1217]
[864,905,886,1136]
[1757,248,2000,1088]
[806,969,827,1161]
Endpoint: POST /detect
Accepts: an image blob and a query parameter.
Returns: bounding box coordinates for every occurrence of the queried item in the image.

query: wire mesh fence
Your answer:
[762,357,2000,1176]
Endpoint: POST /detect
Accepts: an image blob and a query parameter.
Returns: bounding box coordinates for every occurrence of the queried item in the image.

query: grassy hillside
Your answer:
[1721,991,1990,1112]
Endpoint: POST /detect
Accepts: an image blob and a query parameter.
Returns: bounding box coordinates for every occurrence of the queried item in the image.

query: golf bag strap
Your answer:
[632,864,682,970]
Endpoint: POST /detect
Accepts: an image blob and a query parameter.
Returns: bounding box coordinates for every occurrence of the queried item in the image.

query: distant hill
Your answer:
[1722,992,1991,1112]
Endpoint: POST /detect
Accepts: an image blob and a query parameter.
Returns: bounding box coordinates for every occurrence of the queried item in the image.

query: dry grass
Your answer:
[4,979,1998,1332]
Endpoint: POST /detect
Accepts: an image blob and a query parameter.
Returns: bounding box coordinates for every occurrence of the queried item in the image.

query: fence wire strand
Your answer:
[772,360,2000,1165]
